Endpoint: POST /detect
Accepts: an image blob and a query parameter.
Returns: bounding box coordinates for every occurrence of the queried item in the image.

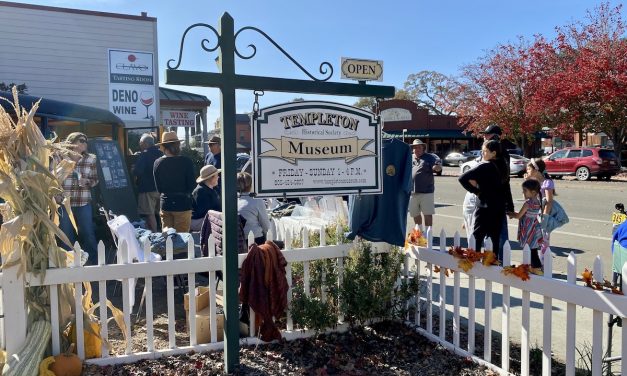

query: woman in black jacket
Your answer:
[458,140,509,257]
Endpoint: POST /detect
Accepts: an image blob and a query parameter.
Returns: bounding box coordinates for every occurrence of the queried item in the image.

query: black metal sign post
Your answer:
[166,12,394,372]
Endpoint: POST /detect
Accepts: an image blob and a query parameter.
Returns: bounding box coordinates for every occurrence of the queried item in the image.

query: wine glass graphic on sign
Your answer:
[140,91,154,119]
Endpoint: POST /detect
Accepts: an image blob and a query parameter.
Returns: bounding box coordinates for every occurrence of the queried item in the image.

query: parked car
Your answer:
[468,150,482,158]
[236,152,252,173]
[443,152,474,166]
[459,154,530,177]
[543,147,620,181]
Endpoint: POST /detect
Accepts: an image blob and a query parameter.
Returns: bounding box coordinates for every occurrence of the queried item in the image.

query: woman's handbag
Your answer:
[540,199,569,233]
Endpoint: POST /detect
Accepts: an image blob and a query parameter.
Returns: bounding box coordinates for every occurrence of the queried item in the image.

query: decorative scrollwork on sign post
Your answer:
[167,23,221,70]
[234,26,334,81]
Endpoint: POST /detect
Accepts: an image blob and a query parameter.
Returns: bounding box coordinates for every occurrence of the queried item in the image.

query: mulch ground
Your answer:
[83,321,497,375]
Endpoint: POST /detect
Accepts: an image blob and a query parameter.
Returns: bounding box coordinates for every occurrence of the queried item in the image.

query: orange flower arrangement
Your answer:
[405,227,427,247]
[502,264,531,281]
[447,246,498,272]
[581,268,623,294]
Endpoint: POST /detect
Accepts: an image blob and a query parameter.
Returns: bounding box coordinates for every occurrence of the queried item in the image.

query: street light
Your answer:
[402,128,407,143]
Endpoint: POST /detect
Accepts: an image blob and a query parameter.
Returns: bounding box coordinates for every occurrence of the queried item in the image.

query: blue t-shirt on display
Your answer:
[347,138,412,247]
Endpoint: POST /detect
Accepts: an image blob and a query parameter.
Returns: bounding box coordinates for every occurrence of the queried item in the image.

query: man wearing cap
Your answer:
[153,131,197,232]
[204,135,222,169]
[190,164,222,231]
[481,125,514,257]
[133,133,163,232]
[410,139,442,228]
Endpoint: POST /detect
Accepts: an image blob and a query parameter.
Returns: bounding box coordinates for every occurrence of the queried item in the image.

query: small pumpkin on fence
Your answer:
[69,321,102,359]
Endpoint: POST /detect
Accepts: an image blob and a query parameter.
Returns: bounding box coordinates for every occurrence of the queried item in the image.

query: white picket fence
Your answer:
[406,228,627,376]
[2,225,627,375]
[1,224,392,367]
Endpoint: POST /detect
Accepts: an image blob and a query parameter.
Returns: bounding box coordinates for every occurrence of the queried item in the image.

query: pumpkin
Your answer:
[69,322,102,359]
[49,344,82,376]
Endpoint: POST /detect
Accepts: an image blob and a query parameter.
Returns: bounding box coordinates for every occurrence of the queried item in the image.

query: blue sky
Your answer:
[14,0,624,128]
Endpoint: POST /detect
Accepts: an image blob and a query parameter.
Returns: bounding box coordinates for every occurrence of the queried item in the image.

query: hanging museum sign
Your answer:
[161,110,197,127]
[108,49,156,121]
[252,101,382,197]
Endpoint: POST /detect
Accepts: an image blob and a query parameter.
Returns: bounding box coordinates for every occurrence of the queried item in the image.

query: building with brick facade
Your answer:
[380,99,481,156]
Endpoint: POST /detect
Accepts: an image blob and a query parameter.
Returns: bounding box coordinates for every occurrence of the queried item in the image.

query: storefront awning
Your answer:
[383,129,473,139]
[0,91,124,127]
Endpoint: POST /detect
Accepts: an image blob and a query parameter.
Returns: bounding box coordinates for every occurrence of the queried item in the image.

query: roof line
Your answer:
[159,87,210,101]
[0,1,156,22]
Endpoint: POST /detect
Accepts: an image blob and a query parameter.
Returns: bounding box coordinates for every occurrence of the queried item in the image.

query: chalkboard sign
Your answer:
[89,139,139,221]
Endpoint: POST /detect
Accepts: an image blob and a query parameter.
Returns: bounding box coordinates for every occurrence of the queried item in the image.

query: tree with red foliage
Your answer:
[456,37,552,152]
[533,3,627,166]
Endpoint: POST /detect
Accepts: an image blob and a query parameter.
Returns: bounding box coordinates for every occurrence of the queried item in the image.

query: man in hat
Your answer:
[409,139,442,229]
[58,132,100,264]
[190,164,221,231]
[481,125,514,258]
[153,131,196,232]
[133,133,163,232]
[204,135,221,169]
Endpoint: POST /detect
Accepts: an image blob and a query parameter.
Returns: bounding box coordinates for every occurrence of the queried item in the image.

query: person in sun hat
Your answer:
[409,139,441,229]
[153,131,196,232]
[57,132,99,264]
[190,164,221,231]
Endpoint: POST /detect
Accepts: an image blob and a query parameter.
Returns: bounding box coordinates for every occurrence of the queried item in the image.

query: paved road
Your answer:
[425,167,627,277]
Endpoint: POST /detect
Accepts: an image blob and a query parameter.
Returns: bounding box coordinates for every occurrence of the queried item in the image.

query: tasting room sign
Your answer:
[108,49,156,122]
[252,101,382,197]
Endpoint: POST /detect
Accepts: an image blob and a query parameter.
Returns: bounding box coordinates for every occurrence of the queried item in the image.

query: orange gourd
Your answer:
[49,344,82,376]
[69,322,102,359]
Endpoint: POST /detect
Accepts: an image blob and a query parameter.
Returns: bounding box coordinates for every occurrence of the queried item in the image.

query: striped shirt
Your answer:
[61,153,99,207]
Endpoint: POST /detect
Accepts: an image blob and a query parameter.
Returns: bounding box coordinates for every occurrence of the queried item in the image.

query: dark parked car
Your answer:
[543,147,620,181]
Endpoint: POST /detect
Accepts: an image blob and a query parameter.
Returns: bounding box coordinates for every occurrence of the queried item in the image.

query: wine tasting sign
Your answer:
[252,101,382,197]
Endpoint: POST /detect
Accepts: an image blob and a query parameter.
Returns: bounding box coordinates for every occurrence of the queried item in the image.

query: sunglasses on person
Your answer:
[77,138,87,144]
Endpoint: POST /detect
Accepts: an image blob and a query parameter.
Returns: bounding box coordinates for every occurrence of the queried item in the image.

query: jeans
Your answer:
[58,204,98,265]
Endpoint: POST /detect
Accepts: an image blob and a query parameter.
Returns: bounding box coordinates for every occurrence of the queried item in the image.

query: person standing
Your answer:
[480,125,513,257]
[153,131,196,233]
[133,133,163,232]
[508,179,544,272]
[525,158,557,255]
[58,132,99,264]
[190,164,221,231]
[204,135,222,168]
[409,139,442,229]
[458,140,508,256]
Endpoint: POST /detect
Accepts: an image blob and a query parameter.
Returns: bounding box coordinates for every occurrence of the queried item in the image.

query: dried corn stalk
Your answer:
[0,87,126,350]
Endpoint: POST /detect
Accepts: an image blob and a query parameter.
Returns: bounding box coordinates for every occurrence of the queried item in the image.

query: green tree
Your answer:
[353,96,376,110]
[403,70,461,115]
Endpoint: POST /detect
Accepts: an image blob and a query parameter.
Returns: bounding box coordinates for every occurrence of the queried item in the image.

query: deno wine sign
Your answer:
[252,101,382,197]
[108,49,156,122]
